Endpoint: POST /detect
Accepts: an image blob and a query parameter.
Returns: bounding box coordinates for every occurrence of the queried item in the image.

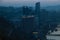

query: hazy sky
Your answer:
[0,0,60,7]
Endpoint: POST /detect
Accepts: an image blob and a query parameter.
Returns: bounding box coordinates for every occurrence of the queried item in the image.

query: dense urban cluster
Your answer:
[0,2,60,40]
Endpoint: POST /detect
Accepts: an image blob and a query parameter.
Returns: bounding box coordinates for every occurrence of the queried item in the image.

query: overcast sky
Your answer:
[0,0,60,7]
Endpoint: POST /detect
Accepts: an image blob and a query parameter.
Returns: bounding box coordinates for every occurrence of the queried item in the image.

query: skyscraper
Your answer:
[35,2,40,14]
[21,15,35,32]
[20,15,35,40]
[35,2,44,40]
[20,6,36,40]
[35,2,40,27]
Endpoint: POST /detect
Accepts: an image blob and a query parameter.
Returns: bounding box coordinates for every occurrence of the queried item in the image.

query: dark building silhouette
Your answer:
[35,2,42,40]
[20,16,35,40]
[22,6,34,16]
[35,2,40,14]
[21,15,35,32]
[19,6,36,40]
[35,2,40,27]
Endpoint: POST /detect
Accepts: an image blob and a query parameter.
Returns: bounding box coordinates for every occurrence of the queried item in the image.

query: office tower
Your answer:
[22,6,34,16]
[35,2,40,14]
[22,6,29,16]
[20,6,36,40]
[35,2,44,40]
[21,15,35,32]
[20,15,35,40]
[35,2,41,32]
[35,2,40,26]
[21,6,35,32]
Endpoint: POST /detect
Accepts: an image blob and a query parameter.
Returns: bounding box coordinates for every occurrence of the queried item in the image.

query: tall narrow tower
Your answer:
[35,2,40,28]
[35,2,41,40]
[35,2,40,13]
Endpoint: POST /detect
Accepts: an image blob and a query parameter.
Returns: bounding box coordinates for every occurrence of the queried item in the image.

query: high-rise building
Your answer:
[20,6,36,40]
[20,15,35,40]
[35,2,40,27]
[35,2,41,34]
[35,2,40,15]
[35,2,44,40]
[21,15,35,32]
[22,6,34,16]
